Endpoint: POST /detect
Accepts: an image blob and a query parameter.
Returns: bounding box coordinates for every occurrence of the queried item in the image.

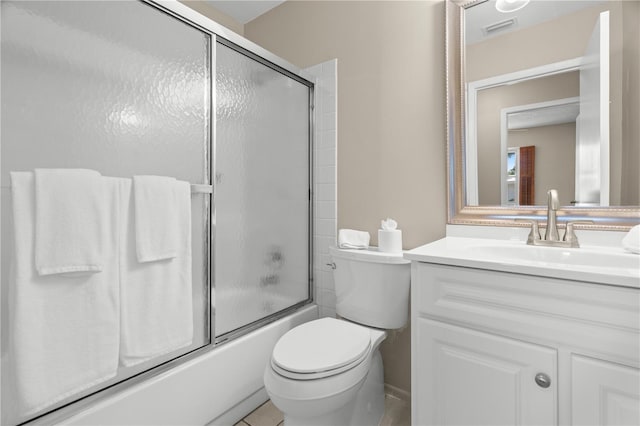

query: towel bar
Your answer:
[4,182,213,194]
[190,184,213,194]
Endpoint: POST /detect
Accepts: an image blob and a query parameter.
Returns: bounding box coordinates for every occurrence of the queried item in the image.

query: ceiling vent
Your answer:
[483,18,518,35]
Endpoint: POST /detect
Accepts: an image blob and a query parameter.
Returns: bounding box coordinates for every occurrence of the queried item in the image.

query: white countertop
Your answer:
[404,237,640,289]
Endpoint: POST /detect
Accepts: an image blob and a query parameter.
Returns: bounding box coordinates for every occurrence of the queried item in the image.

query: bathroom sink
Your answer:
[471,244,639,271]
[405,237,640,288]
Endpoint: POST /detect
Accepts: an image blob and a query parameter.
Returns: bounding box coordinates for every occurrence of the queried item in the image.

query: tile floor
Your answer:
[234,394,410,426]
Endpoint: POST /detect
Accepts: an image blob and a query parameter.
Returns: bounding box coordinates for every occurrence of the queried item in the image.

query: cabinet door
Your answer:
[414,319,557,426]
[571,355,640,425]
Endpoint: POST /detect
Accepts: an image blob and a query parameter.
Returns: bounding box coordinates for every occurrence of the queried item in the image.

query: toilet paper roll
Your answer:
[378,229,402,253]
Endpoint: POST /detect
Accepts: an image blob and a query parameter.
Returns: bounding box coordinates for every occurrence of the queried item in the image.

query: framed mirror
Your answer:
[446,0,639,230]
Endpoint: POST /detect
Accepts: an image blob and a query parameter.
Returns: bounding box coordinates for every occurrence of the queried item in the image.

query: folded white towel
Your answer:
[338,229,370,249]
[34,168,106,275]
[622,225,640,254]
[120,178,193,367]
[133,175,180,262]
[10,172,119,415]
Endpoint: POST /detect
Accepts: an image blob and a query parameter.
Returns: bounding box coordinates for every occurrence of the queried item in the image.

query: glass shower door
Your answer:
[214,42,312,337]
[1,1,211,423]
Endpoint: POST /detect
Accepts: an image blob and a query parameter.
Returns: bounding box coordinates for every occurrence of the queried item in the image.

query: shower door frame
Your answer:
[133,0,315,347]
[0,1,315,424]
[142,0,316,350]
[211,36,315,345]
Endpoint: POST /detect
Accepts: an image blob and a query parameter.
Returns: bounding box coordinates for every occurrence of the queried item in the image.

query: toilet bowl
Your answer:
[264,247,411,426]
[264,318,386,425]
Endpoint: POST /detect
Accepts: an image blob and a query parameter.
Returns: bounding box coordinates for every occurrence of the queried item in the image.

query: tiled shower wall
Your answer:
[304,59,338,318]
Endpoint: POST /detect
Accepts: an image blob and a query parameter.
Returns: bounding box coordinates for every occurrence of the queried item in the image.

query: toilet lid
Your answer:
[272,318,371,375]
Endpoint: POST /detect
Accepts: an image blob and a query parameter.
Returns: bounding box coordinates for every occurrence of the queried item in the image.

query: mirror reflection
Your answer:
[464,0,639,207]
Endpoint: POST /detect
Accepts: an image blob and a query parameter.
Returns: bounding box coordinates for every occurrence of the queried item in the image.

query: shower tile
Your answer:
[313,269,330,289]
[306,58,337,319]
[315,183,335,201]
[323,94,336,114]
[319,278,335,294]
[318,253,333,270]
[316,147,336,167]
[315,219,336,237]
[315,166,335,184]
[314,111,324,137]
[322,61,336,83]
[317,288,337,309]
[315,236,334,254]
[319,129,337,150]
[325,274,335,291]
[315,201,336,219]
[319,305,337,318]
[322,112,336,131]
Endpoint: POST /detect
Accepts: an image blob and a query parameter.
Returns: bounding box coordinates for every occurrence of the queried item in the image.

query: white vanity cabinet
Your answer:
[410,261,640,426]
[571,356,640,425]
[415,317,557,425]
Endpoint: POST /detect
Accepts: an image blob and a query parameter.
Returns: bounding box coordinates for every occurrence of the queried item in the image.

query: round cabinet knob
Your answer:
[535,373,551,388]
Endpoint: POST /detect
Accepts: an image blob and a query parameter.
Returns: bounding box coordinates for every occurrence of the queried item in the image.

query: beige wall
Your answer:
[245,1,447,251]
[509,124,577,206]
[620,0,640,205]
[477,72,579,205]
[244,0,447,395]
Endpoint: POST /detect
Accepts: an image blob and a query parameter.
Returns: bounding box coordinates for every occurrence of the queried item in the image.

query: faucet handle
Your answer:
[515,219,541,245]
[563,220,594,247]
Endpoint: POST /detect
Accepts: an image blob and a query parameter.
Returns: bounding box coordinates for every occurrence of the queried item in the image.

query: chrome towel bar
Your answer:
[4,182,213,194]
[190,184,213,194]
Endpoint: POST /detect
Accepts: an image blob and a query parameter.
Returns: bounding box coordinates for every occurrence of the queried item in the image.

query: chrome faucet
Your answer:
[517,189,592,248]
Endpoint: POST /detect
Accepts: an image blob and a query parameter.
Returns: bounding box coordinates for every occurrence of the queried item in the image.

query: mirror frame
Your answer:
[446,0,640,231]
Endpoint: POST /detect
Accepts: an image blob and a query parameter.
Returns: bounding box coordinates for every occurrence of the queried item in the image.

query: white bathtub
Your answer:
[64,305,318,426]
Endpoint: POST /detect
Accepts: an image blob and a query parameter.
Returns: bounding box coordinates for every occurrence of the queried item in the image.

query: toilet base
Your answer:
[283,350,385,426]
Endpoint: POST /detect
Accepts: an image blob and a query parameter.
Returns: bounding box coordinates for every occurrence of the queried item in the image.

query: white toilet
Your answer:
[264,246,411,426]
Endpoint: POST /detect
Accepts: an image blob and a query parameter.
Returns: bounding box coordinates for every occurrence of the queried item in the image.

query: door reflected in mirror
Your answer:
[464,0,639,207]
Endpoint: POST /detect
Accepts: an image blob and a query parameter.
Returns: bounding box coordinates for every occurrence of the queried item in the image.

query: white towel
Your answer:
[622,225,640,254]
[338,229,371,249]
[10,172,119,415]
[34,168,107,275]
[119,178,193,367]
[133,175,180,262]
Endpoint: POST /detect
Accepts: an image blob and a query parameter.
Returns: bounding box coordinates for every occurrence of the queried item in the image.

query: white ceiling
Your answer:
[465,0,607,45]
[508,101,580,130]
[205,0,286,24]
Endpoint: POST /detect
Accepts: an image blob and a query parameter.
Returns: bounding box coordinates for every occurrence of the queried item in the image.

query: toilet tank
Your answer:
[329,247,411,329]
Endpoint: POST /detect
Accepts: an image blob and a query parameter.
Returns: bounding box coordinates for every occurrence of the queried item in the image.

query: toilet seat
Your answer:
[271,318,372,380]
